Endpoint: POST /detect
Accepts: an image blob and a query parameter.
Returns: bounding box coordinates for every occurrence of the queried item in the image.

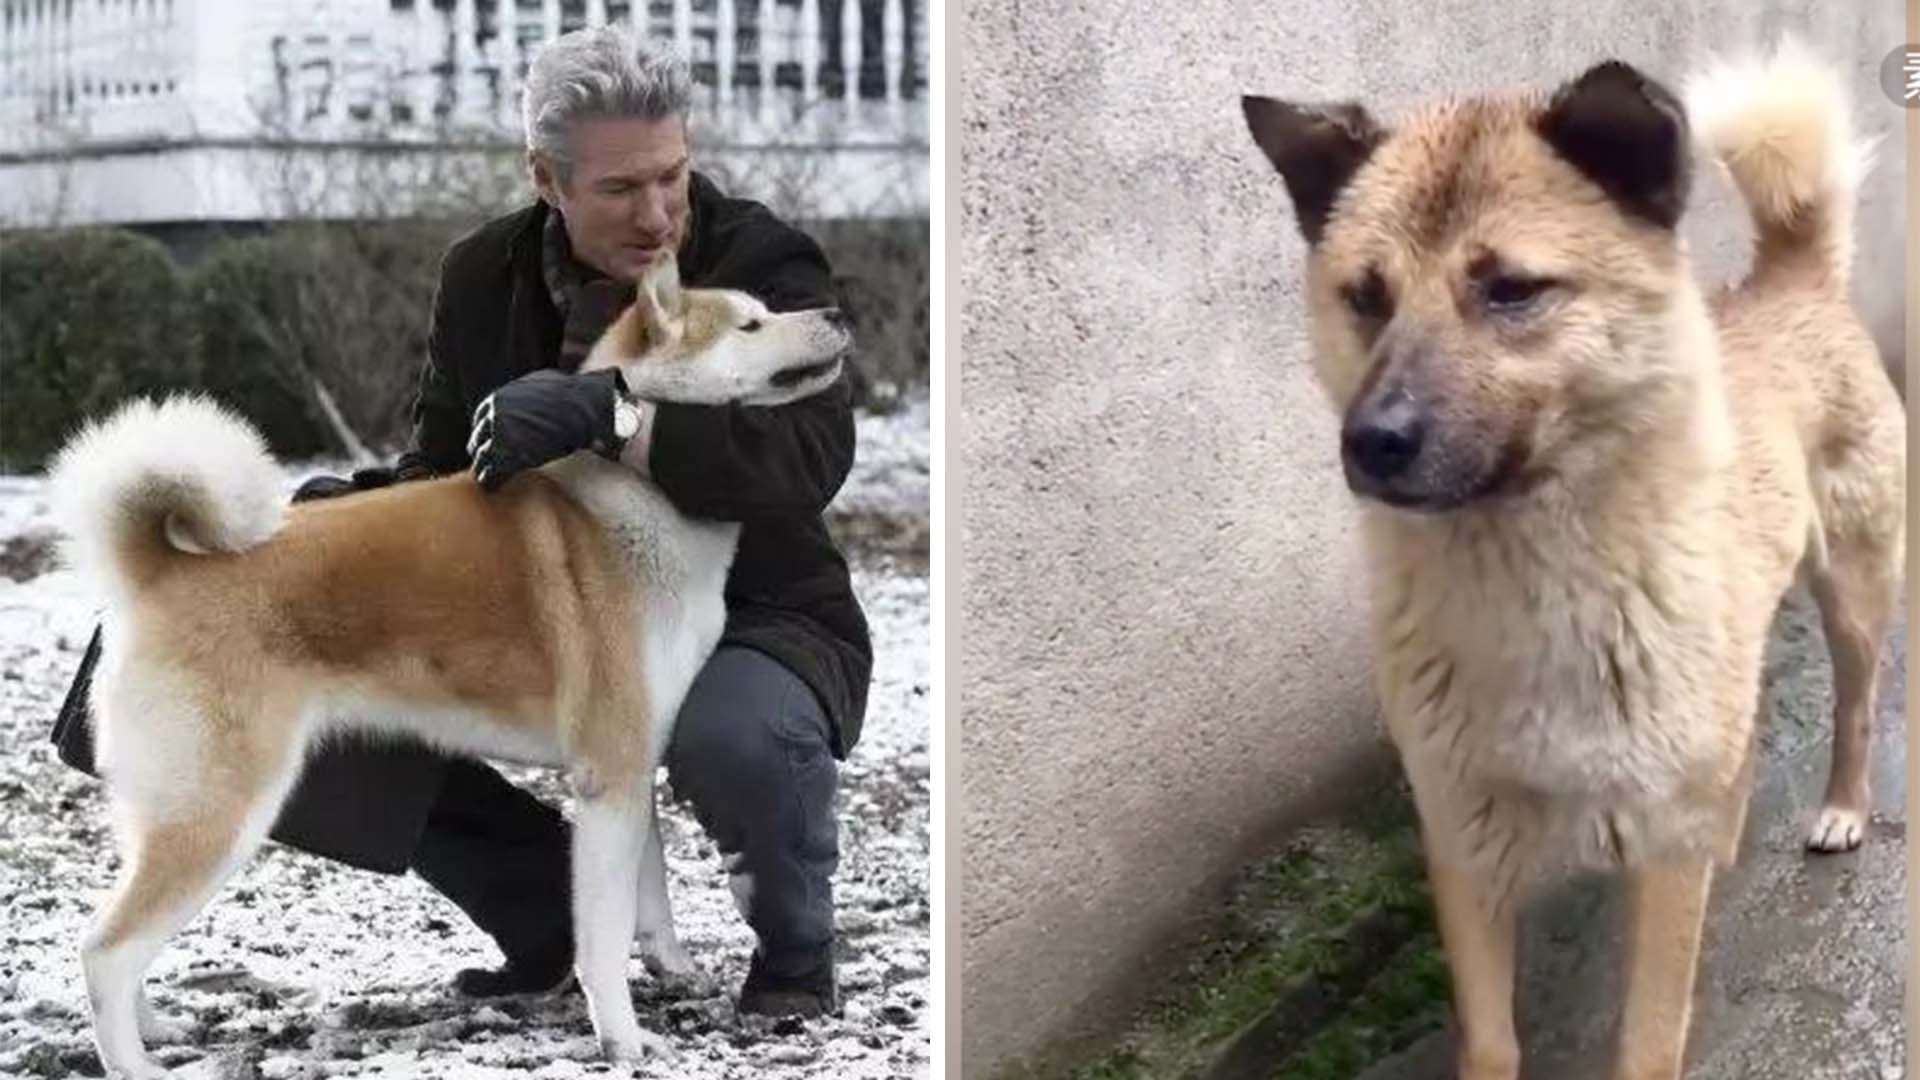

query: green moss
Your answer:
[1277,935,1452,1080]
[1074,1049,1150,1080]
[1060,780,1449,1080]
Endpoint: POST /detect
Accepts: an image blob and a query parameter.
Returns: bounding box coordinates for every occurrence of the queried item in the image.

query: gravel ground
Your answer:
[0,402,930,1080]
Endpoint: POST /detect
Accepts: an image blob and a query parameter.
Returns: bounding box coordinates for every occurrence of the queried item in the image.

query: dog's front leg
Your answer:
[1427,859,1520,1080]
[1616,859,1712,1080]
[571,785,674,1064]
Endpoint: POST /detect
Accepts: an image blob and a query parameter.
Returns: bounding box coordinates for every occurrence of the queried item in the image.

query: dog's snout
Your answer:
[823,307,855,331]
[1343,394,1426,484]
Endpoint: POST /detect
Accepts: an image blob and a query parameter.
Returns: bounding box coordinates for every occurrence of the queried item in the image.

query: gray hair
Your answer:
[522,26,692,182]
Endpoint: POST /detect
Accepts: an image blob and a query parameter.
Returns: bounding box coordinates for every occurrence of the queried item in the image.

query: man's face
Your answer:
[533,116,692,285]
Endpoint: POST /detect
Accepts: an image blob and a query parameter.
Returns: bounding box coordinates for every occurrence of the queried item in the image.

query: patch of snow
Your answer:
[834,398,930,523]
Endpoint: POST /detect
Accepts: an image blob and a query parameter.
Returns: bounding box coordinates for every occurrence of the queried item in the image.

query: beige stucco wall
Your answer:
[956,2,1907,1075]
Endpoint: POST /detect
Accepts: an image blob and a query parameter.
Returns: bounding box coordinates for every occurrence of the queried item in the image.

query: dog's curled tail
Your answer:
[50,395,286,598]
[1683,36,1875,291]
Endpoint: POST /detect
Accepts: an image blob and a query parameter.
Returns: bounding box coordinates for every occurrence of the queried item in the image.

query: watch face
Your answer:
[614,403,641,440]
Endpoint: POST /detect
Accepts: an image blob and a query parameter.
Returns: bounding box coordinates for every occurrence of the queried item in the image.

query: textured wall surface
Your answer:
[956,3,1907,1075]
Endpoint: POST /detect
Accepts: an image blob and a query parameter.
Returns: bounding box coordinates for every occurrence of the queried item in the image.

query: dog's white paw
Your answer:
[1807,806,1866,852]
[101,1053,171,1080]
[136,1010,193,1046]
[600,1028,677,1064]
[638,934,697,982]
[136,996,192,1047]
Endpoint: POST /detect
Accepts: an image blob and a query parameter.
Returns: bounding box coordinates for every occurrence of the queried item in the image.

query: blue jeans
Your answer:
[409,646,840,976]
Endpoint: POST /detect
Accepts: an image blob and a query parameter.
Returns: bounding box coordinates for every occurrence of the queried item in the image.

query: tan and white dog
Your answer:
[50,254,851,1078]
[1243,39,1903,1079]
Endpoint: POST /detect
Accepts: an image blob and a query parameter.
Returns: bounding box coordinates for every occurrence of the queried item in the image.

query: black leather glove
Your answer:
[292,465,405,504]
[293,474,355,503]
[468,368,629,492]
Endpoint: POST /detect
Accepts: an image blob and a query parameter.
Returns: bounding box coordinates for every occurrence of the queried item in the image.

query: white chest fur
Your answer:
[541,454,740,763]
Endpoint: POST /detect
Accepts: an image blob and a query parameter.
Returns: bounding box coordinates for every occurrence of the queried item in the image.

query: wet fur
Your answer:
[1246,39,1902,1080]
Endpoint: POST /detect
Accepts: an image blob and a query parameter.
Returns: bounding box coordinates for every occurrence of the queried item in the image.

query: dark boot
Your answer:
[408,757,577,996]
[452,929,575,997]
[739,949,839,1018]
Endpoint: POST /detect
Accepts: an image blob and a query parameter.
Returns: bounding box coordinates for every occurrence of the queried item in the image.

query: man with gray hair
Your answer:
[53,25,868,1020]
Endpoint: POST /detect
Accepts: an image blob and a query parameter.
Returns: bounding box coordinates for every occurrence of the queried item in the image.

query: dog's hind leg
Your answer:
[570,772,674,1064]
[1616,859,1713,1080]
[1426,860,1520,1080]
[634,789,695,981]
[83,696,302,1080]
[1806,443,1902,852]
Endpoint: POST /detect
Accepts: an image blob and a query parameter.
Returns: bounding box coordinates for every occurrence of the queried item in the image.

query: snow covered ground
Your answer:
[0,402,930,1079]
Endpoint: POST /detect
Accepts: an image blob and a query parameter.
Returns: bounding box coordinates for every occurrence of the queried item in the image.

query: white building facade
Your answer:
[0,0,928,224]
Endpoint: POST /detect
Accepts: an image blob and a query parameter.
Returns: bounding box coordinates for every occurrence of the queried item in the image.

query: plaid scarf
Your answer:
[540,208,636,373]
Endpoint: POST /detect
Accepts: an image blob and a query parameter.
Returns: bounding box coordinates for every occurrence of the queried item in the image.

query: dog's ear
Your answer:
[1537,61,1690,229]
[1241,96,1384,246]
[634,252,686,340]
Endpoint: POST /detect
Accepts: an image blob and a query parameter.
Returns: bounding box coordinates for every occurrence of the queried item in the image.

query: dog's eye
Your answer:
[1341,270,1392,322]
[740,320,763,332]
[1482,275,1552,312]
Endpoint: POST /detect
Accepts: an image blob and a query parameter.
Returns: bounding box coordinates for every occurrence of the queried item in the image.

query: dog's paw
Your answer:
[638,934,698,982]
[1807,806,1866,852]
[100,1053,171,1080]
[137,1010,194,1046]
[600,1028,677,1064]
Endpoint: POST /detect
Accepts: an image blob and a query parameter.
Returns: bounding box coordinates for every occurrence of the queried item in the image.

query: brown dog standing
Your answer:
[1242,38,1903,1080]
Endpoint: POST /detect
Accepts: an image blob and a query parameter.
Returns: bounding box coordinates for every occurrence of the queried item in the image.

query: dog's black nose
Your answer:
[1343,396,1425,483]
[823,307,853,330]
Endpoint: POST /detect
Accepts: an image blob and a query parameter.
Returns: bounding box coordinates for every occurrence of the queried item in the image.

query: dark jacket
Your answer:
[53,173,872,873]
[396,176,871,746]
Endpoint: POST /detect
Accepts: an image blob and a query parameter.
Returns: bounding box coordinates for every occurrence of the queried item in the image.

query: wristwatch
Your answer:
[611,396,643,445]
[600,392,647,464]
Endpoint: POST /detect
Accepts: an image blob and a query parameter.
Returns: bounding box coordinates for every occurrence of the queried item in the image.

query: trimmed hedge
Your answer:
[187,235,336,460]
[815,217,930,406]
[0,230,196,471]
[1,216,930,472]
[0,226,427,469]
